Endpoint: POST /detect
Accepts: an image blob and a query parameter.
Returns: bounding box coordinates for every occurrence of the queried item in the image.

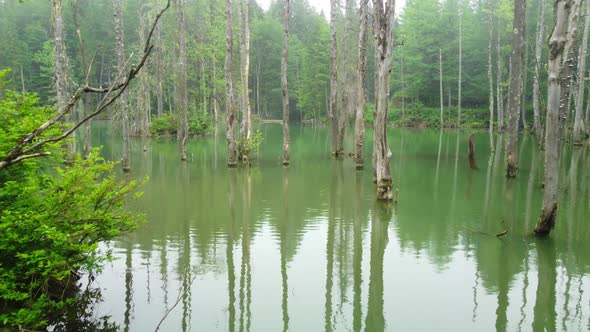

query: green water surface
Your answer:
[88,123,590,331]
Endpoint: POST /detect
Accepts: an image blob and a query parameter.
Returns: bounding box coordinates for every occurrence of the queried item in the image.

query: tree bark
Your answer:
[329,0,342,159]
[226,0,237,167]
[488,0,495,152]
[372,0,395,201]
[156,23,164,118]
[535,0,578,236]
[458,4,463,127]
[175,0,188,161]
[533,0,545,142]
[72,0,92,158]
[282,0,290,166]
[440,48,444,129]
[558,0,581,138]
[354,0,369,169]
[505,0,526,178]
[497,16,505,131]
[112,0,130,172]
[573,0,589,144]
[139,0,150,141]
[239,0,252,162]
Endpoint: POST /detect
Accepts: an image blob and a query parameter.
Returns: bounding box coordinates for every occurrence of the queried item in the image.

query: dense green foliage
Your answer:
[149,112,212,137]
[0,87,144,329]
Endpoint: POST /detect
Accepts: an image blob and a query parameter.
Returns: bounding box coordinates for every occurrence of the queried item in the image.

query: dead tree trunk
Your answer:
[440,48,444,128]
[112,0,130,172]
[497,17,505,131]
[239,0,252,162]
[354,0,369,169]
[458,4,463,127]
[558,0,581,139]
[329,0,342,159]
[282,0,290,166]
[505,0,526,178]
[156,23,164,117]
[573,0,589,144]
[72,0,91,158]
[488,0,495,152]
[372,0,395,201]
[226,0,237,167]
[533,0,545,142]
[535,0,578,236]
[175,0,188,161]
[139,0,150,141]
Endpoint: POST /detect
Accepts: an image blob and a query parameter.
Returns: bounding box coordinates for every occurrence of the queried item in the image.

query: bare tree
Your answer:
[533,0,545,142]
[282,0,290,166]
[175,0,188,161]
[239,0,252,161]
[0,1,171,172]
[458,2,463,127]
[72,0,91,158]
[497,16,505,131]
[535,0,579,236]
[487,0,495,152]
[440,49,444,128]
[573,0,590,144]
[329,0,342,159]
[354,0,369,169]
[505,0,526,178]
[112,0,131,172]
[226,0,238,167]
[372,0,395,201]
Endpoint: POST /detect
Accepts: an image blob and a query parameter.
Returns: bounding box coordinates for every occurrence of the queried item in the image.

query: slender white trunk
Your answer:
[488,0,495,152]
[458,4,463,127]
[175,0,188,161]
[282,0,290,165]
[573,0,589,144]
[533,0,545,142]
[354,0,369,169]
[226,0,237,166]
[439,48,444,128]
[112,0,130,171]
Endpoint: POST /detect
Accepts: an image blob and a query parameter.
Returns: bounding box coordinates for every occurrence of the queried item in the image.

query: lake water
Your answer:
[83,123,590,331]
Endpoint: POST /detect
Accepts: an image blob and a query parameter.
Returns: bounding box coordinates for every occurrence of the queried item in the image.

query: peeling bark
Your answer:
[354,0,369,169]
[573,0,589,144]
[112,0,130,171]
[226,0,237,167]
[505,0,526,178]
[282,0,290,166]
[533,0,545,142]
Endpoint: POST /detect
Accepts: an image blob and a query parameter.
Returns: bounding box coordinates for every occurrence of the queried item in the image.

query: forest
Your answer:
[1,0,590,330]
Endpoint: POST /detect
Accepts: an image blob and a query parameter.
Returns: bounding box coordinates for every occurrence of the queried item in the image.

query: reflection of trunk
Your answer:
[227,171,237,332]
[352,174,363,332]
[364,204,390,331]
[282,0,290,165]
[468,134,477,170]
[112,0,130,171]
[533,0,545,142]
[354,0,369,169]
[226,0,237,167]
[176,0,188,161]
[505,0,526,178]
[373,0,396,201]
[532,241,557,331]
[281,169,290,332]
[487,0,495,151]
[573,0,590,144]
[124,245,133,332]
[325,165,337,332]
[536,0,579,236]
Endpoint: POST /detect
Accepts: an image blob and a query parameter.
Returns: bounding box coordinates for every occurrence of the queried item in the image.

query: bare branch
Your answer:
[0,0,171,171]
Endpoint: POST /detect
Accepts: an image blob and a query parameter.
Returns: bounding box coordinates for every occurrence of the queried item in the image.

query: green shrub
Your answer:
[149,113,179,137]
[188,112,212,136]
[238,129,264,163]
[0,88,144,330]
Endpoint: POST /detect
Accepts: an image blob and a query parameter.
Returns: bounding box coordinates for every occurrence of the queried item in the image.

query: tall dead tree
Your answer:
[112,0,130,172]
[573,0,589,144]
[533,0,545,142]
[536,0,580,236]
[239,0,252,159]
[458,3,463,127]
[497,17,505,131]
[329,0,342,158]
[156,21,164,117]
[226,0,237,167]
[138,0,151,142]
[487,0,495,152]
[505,0,526,178]
[440,49,444,128]
[373,0,395,201]
[72,0,91,158]
[282,0,290,166]
[175,0,188,161]
[354,0,369,169]
[558,0,581,138]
